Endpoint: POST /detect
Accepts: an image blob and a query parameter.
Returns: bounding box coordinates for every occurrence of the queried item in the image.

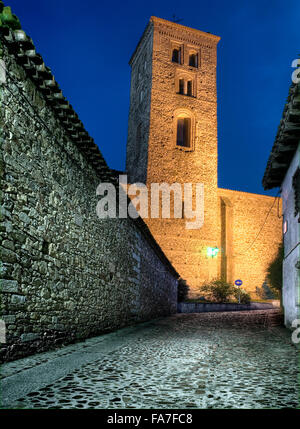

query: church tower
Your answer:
[126,17,283,297]
[126,17,222,291]
[126,16,220,187]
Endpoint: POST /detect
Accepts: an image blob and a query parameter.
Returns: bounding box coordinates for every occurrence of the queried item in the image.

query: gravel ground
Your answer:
[1,311,299,409]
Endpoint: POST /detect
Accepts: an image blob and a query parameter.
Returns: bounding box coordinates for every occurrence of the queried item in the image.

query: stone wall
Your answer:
[218,188,283,297]
[142,187,282,297]
[0,37,178,362]
[177,302,275,313]
[126,22,153,184]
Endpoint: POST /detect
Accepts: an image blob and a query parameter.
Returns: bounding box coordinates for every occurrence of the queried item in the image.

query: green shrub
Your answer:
[233,288,251,304]
[256,282,278,300]
[266,242,284,294]
[200,279,235,303]
[177,278,190,302]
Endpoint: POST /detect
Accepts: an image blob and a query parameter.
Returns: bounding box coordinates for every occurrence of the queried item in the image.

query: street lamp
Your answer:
[207,247,220,258]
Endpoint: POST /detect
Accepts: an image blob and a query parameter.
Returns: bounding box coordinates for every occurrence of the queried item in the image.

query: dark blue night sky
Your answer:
[8,0,299,195]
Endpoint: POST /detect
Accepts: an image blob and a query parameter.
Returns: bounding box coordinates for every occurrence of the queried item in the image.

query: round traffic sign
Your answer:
[235,279,243,286]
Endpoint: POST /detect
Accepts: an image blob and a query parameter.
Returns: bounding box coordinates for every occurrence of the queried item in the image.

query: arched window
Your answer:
[173,108,195,151]
[172,48,181,64]
[187,80,192,96]
[189,53,198,68]
[179,79,184,94]
[177,116,191,148]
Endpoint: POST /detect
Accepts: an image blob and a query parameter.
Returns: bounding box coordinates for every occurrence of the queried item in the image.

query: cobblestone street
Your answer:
[2,311,299,409]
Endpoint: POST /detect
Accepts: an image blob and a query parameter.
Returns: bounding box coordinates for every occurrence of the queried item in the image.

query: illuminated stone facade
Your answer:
[126,17,282,296]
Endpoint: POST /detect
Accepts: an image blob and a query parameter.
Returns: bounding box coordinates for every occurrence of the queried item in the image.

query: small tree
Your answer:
[266,242,284,301]
[233,287,251,304]
[200,279,235,303]
[256,282,278,300]
[177,278,190,302]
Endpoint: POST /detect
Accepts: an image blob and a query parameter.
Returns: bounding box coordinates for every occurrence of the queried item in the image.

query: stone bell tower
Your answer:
[126,16,220,187]
[126,17,222,291]
[126,17,283,298]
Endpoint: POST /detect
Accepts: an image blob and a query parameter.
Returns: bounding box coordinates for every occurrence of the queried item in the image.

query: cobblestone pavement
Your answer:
[2,311,299,409]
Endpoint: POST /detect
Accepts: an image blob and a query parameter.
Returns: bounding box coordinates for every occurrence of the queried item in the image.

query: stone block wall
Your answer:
[218,188,282,297]
[126,22,153,185]
[143,187,282,297]
[0,41,178,362]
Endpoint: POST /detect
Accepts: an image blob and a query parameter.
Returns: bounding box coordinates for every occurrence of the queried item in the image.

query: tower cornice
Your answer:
[129,16,221,67]
[150,16,221,44]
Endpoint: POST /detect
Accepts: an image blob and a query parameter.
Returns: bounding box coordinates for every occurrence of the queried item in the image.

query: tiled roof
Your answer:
[0,2,112,181]
[263,79,300,190]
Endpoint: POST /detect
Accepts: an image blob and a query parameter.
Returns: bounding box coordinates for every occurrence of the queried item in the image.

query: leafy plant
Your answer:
[177,278,190,302]
[233,287,251,304]
[256,282,278,300]
[200,279,235,303]
[266,242,284,294]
